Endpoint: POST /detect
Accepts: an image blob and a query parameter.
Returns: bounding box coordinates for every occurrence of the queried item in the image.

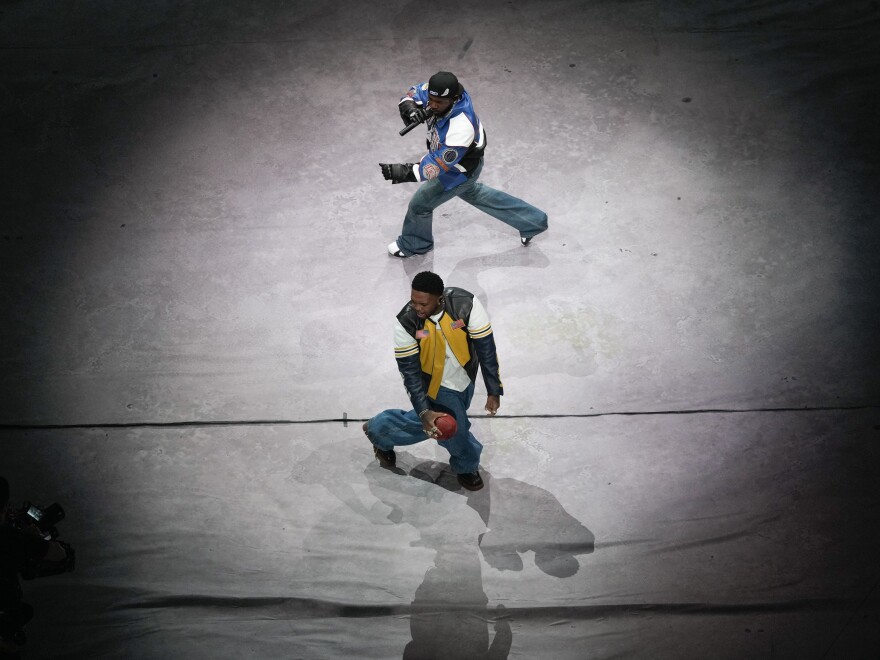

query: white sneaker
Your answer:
[388,241,407,257]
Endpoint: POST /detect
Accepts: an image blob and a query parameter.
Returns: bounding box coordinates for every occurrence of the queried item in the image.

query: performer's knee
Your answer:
[407,197,436,216]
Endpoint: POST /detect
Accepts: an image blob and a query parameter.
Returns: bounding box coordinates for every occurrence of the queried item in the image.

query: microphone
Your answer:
[399,120,421,136]
[399,108,433,136]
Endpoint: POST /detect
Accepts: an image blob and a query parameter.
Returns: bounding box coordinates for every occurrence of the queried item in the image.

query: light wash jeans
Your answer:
[395,160,548,256]
[365,382,482,474]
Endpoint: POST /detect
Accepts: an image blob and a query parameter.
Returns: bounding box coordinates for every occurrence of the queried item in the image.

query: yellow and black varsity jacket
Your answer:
[395,287,503,415]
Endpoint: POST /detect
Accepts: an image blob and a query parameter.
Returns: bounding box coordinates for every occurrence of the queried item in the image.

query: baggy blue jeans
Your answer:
[395,160,548,256]
[365,381,482,475]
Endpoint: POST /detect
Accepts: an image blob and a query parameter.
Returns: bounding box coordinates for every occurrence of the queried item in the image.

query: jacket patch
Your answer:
[442,148,458,164]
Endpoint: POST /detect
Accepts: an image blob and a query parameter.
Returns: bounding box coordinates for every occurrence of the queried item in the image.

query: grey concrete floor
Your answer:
[1,1,879,658]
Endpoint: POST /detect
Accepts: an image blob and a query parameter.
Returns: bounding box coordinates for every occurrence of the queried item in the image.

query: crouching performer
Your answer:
[363,271,503,491]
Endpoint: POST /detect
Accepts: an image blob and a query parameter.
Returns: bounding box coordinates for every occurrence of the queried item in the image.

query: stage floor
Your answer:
[2,1,878,658]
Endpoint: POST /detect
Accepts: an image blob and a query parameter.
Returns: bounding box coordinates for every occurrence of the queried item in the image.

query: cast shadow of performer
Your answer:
[364,456,594,660]
[444,244,551,305]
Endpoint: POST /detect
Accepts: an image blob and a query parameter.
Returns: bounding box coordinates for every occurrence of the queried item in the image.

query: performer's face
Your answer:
[427,96,453,114]
[410,289,441,319]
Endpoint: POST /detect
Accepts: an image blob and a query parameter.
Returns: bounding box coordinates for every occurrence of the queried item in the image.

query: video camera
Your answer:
[10,502,65,541]
[8,501,76,579]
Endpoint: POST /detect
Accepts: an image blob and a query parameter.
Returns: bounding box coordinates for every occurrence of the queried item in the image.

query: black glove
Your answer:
[408,107,429,124]
[399,100,429,127]
[380,163,418,184]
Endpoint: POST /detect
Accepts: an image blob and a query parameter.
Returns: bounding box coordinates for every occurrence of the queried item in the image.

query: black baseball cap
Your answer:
[428,71,461,98]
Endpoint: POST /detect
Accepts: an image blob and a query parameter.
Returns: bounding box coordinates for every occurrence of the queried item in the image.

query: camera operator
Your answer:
[0,476,72,657]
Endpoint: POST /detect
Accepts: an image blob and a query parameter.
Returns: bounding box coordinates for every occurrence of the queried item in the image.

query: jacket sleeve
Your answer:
[416,112,475,182]
[417,145,469,181]
[396,354,431,414]
[393,318,430,414]
[472,334,503,397]
[466,297,503,396]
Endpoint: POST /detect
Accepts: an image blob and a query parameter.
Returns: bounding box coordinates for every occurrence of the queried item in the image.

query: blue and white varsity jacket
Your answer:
[400,82,487,191]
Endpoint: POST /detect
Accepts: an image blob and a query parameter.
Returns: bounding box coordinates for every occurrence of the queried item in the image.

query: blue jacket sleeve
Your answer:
[396,354,430,413]
[418,144,469,181]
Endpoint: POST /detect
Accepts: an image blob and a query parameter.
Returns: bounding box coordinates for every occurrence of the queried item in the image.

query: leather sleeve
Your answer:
[472,334,504,396]
[396,353,430,413]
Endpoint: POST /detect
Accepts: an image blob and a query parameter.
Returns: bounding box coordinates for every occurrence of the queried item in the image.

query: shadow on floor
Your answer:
[363,454,595,658]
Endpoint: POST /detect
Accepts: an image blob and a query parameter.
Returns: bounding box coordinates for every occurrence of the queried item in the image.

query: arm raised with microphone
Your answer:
[398,101,431,136]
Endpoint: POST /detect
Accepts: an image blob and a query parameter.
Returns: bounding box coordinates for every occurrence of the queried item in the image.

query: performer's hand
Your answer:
[408,107,429,124]
[485,395,500,416]
[379,163,397,181]
[379,163,417,184]
[420,410,444,438]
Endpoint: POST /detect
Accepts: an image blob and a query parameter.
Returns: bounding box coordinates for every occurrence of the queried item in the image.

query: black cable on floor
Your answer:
[0,403,876,431]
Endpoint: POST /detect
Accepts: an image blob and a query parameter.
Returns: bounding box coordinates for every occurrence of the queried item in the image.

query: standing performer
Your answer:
[380,71,548,257]
[363,271,503,491]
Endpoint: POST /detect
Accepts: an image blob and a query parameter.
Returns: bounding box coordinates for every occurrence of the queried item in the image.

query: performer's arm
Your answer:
[415,114,475,181]
[394,321,430,415]
[394,321,445,435]
[398,84,429,127]
[467,297,504,398]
